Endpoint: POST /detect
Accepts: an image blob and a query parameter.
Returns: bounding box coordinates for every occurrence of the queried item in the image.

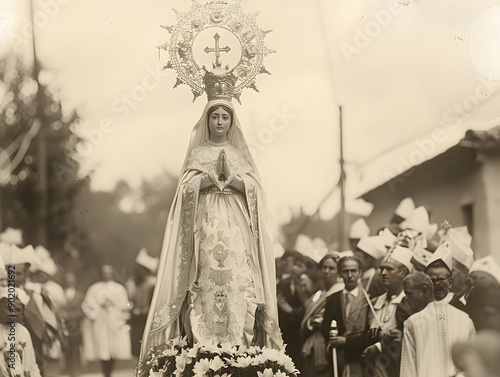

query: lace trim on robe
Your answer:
[185,143,253,176]
[254,304,285,350]
[149,176,200,335]
[437,303,449,377]
[243,177,259,242]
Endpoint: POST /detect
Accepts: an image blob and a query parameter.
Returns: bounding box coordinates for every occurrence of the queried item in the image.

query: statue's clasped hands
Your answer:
[210,150,234,190]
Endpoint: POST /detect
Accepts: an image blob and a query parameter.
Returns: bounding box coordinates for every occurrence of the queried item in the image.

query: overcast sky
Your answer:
[2,0,500,225]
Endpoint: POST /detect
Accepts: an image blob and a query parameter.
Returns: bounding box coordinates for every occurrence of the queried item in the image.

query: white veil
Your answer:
[137,100,283,374]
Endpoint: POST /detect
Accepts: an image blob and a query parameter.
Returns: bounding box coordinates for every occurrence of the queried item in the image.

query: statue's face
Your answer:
[208,107,231,139]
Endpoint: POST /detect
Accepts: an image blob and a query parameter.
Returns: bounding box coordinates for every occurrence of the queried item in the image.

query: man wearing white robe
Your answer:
[81,265,131,377]
[400,242,475,377]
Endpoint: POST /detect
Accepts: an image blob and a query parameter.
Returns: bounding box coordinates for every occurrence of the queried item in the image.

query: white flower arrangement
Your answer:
[139,337,298,377]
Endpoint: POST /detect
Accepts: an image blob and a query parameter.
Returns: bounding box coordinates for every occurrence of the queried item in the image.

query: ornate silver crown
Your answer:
[159,0,274,103]
[203,68,238,101]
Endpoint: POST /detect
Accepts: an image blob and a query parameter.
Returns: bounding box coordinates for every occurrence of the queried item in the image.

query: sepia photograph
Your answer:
[0,0,500,376]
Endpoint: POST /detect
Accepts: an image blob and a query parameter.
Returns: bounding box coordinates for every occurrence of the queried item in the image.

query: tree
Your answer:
[0,57,87,259]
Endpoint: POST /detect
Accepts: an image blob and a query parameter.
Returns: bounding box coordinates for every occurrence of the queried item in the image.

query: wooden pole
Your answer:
[339,106,346,251]
[30,0,48,246]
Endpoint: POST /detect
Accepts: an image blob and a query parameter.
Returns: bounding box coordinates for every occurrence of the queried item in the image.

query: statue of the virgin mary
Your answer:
[137,3,286,376]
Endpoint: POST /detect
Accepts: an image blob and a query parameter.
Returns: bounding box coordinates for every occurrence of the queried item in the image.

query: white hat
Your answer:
[34,245,51,260]
[334,250,354,259]
[0,287,30,306]
[0,250,6,280]
[447,226,472,247]
[401,206,430,234]
[0,243,10,256]
[135,247,159,273]
[469,256,500,285]
[0,246,6,268]
[447,235,474,269]
[386,245,414,271]
[379,228,396,248]
[411,247,434,267]
[349,218,370,239]
[357,236,386,259]
[30,245,58,276]
[31,257,58,276]
[0,228,23,246]
[426,241,453,272]
[394,198,415,220]
[1,244,36,266]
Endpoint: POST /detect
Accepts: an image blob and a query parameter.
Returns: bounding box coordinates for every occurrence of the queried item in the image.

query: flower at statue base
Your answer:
[257,368,274,377]
[138,336,299,377]
[193,358,211,377]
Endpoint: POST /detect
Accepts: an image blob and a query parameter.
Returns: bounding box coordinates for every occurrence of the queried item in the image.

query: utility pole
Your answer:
[30,0,48,246]
[339,106,346,251]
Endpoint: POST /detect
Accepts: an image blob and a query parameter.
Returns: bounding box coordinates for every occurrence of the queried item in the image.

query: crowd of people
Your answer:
[0,229,159,377]
[274,198,500,377]
[0,196,500,377]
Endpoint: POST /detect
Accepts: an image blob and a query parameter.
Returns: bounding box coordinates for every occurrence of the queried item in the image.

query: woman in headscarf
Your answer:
[300,253,344,377]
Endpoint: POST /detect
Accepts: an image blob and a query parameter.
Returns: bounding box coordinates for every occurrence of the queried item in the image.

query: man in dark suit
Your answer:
[277,250,306,371]
[362,246,413,377]
[323,256,368,377]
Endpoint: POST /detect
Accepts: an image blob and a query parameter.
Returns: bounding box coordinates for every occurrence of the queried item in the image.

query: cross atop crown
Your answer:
[159,1,275,103]
[204,33,231,69]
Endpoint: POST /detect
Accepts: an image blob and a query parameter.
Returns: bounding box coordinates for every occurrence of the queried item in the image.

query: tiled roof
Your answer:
[460,126,500,149]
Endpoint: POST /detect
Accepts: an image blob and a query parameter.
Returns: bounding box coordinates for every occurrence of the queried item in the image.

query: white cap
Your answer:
[426,241,453,272]
[394,198,415,220]
[349,218,370,239]
[31,257,58,276]
[357,236,386,259]
[135,247,159,273]
[1,244,36,266]
[34,245,51,260]
[30,245,58,276]
[447,235,474,269]
[0,250,6,280]
[448,225,472,246]
[386,245,414,271]
[469,256,500,285]
[447,226,472,247]
[411,247,434,267]
[0,228,23,246]
[0,247,6,268]
[379,228,396,248]
[334,250,354,259]
[0,287,30,306]
[401,206,430,234]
